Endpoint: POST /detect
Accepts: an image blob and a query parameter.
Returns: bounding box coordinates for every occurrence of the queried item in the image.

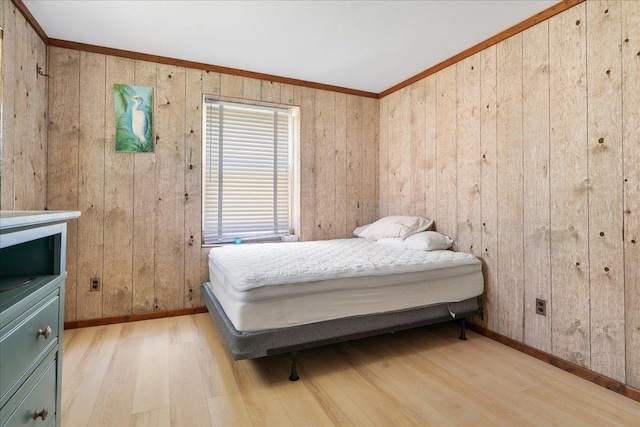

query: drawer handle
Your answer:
[36,326,52,340]
[33,407,49,421]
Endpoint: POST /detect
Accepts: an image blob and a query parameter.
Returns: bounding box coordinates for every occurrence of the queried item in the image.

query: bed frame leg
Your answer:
[458,318,468,341]
[289,352,300,381]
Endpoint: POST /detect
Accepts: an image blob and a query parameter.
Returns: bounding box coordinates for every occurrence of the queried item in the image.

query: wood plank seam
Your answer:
[547,18,554,356]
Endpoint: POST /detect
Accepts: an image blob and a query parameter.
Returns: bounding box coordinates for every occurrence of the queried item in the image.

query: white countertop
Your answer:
[0,211,81,231]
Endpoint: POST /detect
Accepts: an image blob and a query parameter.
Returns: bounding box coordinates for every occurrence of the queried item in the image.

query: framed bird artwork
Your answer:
[113,84,154,152]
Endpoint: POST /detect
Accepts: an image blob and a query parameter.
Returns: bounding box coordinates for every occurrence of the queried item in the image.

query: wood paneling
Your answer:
[47,48,80,320]
[622,0,640,390]
[295,85,316,241]
[386,90,400,215]
[455,54,481,257]
[378,0,638,388]
[3,0,15,207]
[103,56,135,318]
[435,67,457,243]
[334,93,347,238]
[288,88,301,239]
[202,71,220,95]
[220,74,243,99]
[77,52,105,320]
[549,2,590,368]
[314,90,336,239]
[13,11,27,209]
[47,47,378,321]
[380,78,430,223]
[184,68,203,308]
[378,96,388,217]
[398,87,412,214]
[280,83,294,105]
[479,45,498,331]
[154,64,186,312]
[11,0,48,44]
[1,0,48,211]
[132,60,157,314]
[346,95,363,232]
[496,34,524,342]
[22,17,37,209]
[522,21,551,353]
[9,0,639,395]
[586,0,625,383]
[362,97,378,225]
[28,12,44,210]
[409,80,426,217]
[243,77,261,100]
[35,16,48,210]
[260,80,280,103]
[423,75,437,219]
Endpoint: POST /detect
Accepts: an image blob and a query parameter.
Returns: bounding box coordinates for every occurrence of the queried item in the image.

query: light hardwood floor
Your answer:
[61,314,640,426]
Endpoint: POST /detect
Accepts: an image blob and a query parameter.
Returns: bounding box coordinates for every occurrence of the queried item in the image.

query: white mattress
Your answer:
[208,238,483,332]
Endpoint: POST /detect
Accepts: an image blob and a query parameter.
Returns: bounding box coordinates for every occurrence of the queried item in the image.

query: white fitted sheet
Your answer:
[208,238,483,332]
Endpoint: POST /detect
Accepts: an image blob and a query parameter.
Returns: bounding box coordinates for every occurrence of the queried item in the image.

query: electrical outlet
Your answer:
[90,278,100,292]
[536,298,546,316]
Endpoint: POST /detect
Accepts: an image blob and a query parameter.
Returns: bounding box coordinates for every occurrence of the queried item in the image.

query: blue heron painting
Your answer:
[114,84,153,152]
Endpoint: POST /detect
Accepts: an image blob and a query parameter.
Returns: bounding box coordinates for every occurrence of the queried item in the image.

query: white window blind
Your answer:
[203,99,291,244]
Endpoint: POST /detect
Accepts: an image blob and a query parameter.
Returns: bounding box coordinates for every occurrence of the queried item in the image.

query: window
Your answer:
[203,99,293,244]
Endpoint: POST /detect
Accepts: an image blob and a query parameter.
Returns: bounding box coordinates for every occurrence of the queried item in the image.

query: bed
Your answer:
[202,217,484,380]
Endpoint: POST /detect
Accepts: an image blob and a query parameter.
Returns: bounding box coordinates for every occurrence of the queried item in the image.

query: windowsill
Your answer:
[202,236,296,249]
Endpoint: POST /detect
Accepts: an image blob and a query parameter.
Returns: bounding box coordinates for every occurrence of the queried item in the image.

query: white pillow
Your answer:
[358,216,434,241]
[403,231,453,250]
[352,223,371,237]
[405,217,435,237]
[376,231,453,251]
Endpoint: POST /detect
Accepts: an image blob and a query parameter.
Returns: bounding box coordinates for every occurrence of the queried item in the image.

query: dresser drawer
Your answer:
[2,358,56,427]
[0,292,59,404]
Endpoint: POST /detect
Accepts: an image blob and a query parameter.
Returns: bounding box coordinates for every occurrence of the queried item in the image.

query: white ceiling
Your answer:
[23,0,559,94]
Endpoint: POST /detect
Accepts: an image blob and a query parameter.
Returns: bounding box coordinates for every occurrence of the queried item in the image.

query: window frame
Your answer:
[201,97,298,246]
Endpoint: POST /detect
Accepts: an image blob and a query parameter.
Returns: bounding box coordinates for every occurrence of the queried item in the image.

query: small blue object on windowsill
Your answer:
[234,238,243,244]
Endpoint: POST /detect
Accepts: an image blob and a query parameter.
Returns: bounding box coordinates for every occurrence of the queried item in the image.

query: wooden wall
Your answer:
[379,0,640,388]
[47,46,378,322]
[11,0,637,391]
[0,0,48,210]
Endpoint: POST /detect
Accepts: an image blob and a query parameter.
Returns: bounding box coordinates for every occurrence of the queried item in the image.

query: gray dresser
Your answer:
[0,211,80,427]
